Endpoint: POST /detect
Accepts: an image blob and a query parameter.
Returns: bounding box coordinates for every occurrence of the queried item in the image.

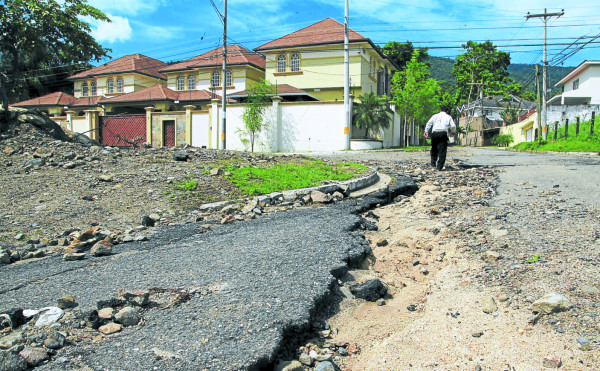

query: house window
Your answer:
[290,53,300,72]
[90,81,97,96]
[187,75,195,90]
[211,71,220,88]
[573,78,579,90]
[176,75,185,91]
[226,70,232,87]
[116,77,123,93]
[107,78,114,94]
[277,54,287,73]
[81,82,88,97]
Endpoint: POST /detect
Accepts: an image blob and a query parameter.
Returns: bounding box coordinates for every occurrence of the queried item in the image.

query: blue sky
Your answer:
[86,0,600,67]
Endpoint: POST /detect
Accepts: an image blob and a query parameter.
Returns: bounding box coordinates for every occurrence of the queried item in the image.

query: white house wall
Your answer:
[560,65,600,104]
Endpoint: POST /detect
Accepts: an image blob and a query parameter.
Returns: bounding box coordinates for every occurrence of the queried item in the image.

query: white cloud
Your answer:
[90,15,133,43]
[87,0,167,16]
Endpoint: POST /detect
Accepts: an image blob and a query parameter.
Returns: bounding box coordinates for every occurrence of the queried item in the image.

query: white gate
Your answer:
[192,112,209,148]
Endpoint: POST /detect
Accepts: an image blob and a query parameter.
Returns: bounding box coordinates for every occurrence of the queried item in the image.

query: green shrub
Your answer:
[492,134,514,147]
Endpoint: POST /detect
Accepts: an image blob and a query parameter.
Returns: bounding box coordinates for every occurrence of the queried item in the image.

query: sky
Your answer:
[85,0,600,68]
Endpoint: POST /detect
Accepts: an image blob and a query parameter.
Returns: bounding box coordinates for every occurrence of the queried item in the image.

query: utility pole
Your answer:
[526,8,564,140]
[343,0,350,150]
[535,64,542,140]
[221,0,227,149]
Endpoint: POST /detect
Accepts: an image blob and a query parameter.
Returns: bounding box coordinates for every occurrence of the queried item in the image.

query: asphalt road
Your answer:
[1,198,383,370]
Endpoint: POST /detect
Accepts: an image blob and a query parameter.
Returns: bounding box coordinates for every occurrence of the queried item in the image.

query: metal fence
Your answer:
[100,114,146,148]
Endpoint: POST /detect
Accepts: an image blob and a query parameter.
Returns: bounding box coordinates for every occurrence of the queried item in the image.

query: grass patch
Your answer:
[225,159,367,196]
[513,118,600,152]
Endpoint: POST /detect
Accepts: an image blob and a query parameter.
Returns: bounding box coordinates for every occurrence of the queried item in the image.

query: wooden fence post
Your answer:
[576,117,580,136]
[591,111,596,136]
[554,121,558,140]
[564,118,568,138]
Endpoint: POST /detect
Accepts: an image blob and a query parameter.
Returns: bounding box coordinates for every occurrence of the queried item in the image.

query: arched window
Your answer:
[211,71,220,88]
[176,75,185,91]
[116,77,123,93]
[187,75,195,90]
[107,78,114,94]
[277,55,287,73]
[290,53,300,72]
[81,82,88,97]
[90,81,97,96]
[226,70,232,87]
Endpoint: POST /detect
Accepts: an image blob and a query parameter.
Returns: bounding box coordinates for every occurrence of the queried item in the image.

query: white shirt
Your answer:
[425,111,456,135]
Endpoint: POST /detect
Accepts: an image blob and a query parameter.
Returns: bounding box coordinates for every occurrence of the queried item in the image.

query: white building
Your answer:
[549,60,600,105]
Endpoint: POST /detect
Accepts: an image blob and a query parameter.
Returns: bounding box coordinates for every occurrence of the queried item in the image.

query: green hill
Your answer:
[426,56,575,94]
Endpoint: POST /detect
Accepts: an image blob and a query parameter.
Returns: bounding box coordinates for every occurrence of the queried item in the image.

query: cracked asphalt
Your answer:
[1,199,380,370]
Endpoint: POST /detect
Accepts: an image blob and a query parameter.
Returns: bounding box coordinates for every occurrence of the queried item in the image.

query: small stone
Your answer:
[98,322,122,335]
[532,293,571,314]
[210,168,223,176]
[149,213,161,222]
[173,151,189,161]
[580,286,600,295]
[0,332,24,349]
[412,259,420,266]
[482,296,498,314]
[19,347,48,367]
[377,298,386,306]
[349,279,388,302]
[299,352,312,366]
[63,253,85,261]
[376,238,388,247]
[274,360,303,371]
[315,361,336,371]
[542,356,562,368]
[43,330,65,349]
[141,216,155,227]
[407,304,417,312]
[14,233,24,241]
[310,190,332,204]
[472,331,484,338]
[577,337,590,345]
[114,307,140,327]
[0,251,10,265]
[483,250,500,261]
[119,290,150,307]
[97,307,114,320]
[99,174,113,182]
[57,296,78,309]
[90,240,112,256]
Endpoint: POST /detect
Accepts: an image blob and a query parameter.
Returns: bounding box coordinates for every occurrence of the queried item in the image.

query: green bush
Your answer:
[492,134,514,147]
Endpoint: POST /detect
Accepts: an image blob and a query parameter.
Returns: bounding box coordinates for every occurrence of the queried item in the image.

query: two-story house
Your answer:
[12,53,168,116]
[254,18,397,102]
[548,60,600,105]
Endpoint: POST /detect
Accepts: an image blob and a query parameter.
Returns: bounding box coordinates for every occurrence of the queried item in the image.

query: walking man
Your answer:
[424,106,456,171]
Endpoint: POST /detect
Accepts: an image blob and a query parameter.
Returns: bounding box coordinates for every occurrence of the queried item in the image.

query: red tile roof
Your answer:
[11,91,76,108]
[98,85,216,104]
[68,54,167,81]
[160,44,266,73]
[71,96,103,107]
[255,18,369,51]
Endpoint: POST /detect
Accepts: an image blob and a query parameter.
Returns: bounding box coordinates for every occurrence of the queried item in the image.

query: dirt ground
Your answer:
[327,176,599,370]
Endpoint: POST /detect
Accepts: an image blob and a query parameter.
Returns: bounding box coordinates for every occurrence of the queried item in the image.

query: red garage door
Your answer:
[100,114,146,148]
[163,120,176,147]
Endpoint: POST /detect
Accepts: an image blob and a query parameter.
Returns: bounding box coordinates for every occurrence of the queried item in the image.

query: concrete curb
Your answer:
[198,170,381,211]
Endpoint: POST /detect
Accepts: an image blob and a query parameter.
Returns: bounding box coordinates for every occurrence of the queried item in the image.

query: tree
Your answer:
[240,80,277,152]
[391,50,441,143]
[353,92,392,139]
[452,40,518,103]
[0,0,111,129]
[501,99,520,126]
[381,41,428,71]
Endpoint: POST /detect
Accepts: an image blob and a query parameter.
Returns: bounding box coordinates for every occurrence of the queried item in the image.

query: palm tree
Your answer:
[353,92,392,139]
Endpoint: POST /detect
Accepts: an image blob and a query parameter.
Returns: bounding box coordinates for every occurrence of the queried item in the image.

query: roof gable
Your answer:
[98,85,216,104]
[68,54,168,81]
[255,18,368,51]
[160,44,266,73]
[11,91,76,107]
[555,60,600,87]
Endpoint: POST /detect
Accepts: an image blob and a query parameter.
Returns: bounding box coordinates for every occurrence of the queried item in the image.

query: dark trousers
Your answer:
[430,131,449,170]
